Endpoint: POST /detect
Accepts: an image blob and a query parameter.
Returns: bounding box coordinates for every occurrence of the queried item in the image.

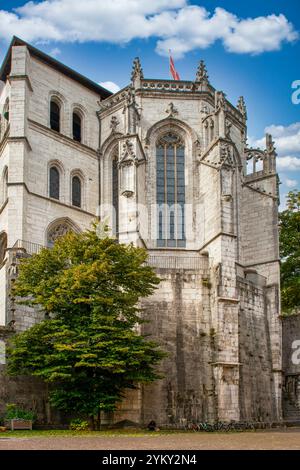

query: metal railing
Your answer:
[12,240,45,255]
[147,254,209,271]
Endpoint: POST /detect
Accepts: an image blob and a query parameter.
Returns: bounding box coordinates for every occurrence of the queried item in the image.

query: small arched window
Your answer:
[49,166,60,200]
[73,112,82,143]
[72,176,81,207]
[50,100,60,132]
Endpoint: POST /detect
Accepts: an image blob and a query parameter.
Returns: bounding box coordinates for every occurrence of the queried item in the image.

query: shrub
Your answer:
[69,418,89,431]
[5,403,36,421]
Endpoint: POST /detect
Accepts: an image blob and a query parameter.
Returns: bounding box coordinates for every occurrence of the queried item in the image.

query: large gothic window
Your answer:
[73,112,82,143]
[49,166,60,200]
[112,154,119,237]
[50,100,60,132]
[156,132,185,247]
[72,176,81,207]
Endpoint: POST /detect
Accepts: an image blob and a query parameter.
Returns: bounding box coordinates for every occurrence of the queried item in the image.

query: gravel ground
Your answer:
[0,428,300,450]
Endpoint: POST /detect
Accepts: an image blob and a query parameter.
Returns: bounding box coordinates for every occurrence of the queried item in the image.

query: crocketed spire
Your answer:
[195,60,209,83]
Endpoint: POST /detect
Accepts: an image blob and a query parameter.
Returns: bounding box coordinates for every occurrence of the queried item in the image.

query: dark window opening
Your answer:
[72,176,81,207]
[49,166,60,200]
[73,112,82,143]
[50,100,60,132]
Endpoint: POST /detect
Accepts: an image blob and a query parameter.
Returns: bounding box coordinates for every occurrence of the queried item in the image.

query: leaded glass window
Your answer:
[72,176,81,207]
[49,166,60,200]
[112,155,119,237]
[156,132,185,247]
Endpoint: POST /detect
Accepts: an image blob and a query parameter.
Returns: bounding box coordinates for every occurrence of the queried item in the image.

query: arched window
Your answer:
[0,232,7,263]
[72,175,81,207]
[156,132,185,247]
[49,166,60,200]
[50,100,60,132]
[72,112,82,142]
[112,154,119,237]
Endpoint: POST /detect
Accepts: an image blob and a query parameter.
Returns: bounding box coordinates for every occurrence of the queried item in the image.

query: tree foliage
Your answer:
[279,190,300,313]
[8,226,165,425]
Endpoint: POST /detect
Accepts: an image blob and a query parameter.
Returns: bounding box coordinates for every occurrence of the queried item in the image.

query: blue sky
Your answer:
[0,0,299,207]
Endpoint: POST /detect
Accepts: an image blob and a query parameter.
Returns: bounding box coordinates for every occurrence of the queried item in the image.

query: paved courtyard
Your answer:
[0,428,300,450]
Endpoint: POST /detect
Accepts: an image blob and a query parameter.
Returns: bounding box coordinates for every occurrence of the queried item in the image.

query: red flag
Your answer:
[169,53,180,80]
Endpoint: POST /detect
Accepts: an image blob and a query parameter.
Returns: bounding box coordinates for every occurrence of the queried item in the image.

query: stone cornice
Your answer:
[28,119,98,158]
[7,136,32,151]
[7,181,96,217]
[9,74,33,92]
[243,182,278,200]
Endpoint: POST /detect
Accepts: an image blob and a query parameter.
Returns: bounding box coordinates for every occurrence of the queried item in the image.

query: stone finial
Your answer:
[195,60,209,83]
[266,133,275,154]
[237,96,247,120]
[131,57,144,84]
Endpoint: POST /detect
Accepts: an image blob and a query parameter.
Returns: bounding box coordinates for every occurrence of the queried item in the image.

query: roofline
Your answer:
[0,36,112,99]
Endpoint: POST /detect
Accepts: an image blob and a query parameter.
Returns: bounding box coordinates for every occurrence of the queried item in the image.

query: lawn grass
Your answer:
[0,429,183,438]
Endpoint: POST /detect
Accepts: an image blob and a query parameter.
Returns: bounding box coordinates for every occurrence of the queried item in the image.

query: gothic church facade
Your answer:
[0,37,282,425]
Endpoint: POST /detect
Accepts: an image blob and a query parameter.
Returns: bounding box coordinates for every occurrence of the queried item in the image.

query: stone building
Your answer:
[0,37,282,426]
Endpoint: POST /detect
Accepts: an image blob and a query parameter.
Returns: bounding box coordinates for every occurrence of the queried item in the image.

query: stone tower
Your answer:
[0,39,282,425]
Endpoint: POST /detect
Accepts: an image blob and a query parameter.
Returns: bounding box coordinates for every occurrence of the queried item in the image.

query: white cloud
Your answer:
[0,1,296,58]
[49,47,61,57]
[277,156,300,171]
[251,122,300,173]
[284,177,298,188]
[98,81,120,94]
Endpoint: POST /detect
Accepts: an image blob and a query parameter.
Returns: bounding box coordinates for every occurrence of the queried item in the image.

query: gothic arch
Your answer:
[145,117,199,147]
[0,231,7,264]
[1,166,8,205]
[100,132,122,156]
[99,134,122,233]
[45,217,81,247]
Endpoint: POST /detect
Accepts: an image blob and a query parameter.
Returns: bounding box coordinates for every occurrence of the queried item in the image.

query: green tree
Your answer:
[8,225,165,429]
[279,190,300,314]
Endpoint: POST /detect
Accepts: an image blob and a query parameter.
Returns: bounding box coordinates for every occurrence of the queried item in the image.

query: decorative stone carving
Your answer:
[165,102,178,118]
[110,115,119,133]
[215,91,226,111]
[47,223,72,246]
[237,96,247,120]
[225,119,232,139]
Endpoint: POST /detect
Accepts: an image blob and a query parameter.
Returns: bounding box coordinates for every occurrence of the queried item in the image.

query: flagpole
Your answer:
[169,49,172,80]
